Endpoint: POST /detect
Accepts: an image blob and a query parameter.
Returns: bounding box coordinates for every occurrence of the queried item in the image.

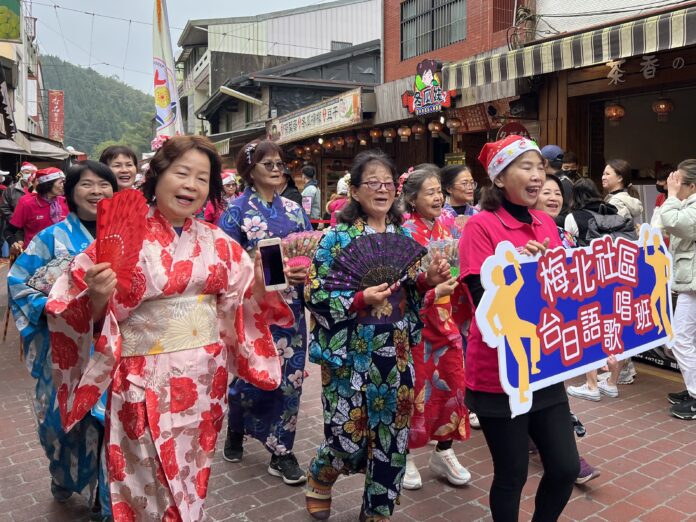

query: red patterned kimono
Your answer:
[404,213,470,448]
[46,209,293,521]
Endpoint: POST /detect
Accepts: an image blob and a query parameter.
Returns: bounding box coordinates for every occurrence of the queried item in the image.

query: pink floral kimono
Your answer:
[46,209,293,521]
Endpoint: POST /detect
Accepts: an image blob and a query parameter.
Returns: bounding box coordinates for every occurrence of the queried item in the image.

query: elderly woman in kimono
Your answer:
[304,150,450,522]
[218,139,312,485]
[46,135,293,522]
[8,161,118,520]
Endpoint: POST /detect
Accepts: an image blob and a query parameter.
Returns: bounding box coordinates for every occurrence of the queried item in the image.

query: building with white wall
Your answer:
[176,0,381,135]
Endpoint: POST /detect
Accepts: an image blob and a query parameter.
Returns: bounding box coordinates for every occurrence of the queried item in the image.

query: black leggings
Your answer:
[478,402,580,522]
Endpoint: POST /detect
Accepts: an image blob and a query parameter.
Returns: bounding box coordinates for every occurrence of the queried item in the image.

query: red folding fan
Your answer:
[96,189,149,295]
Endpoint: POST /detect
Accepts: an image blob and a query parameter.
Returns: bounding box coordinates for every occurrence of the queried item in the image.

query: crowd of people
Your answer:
[1,133,694,522]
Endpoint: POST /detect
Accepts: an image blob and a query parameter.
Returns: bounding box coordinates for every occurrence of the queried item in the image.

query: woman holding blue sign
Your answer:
[459,135,579,521]
[660,159,696,420]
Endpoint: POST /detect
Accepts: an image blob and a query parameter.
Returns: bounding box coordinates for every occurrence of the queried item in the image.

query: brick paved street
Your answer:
[1,264,695,522]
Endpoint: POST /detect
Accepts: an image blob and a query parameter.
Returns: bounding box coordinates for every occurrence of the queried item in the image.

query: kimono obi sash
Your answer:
[120,295,219,357]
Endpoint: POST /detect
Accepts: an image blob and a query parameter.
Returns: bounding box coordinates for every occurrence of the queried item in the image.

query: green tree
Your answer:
[41,55,156,158]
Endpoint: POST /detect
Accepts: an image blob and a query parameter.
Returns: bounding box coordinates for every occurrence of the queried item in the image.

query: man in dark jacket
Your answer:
[0,163,34,243]
[279,168,303,207]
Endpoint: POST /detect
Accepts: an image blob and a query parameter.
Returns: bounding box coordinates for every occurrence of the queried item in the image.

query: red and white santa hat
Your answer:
[221,169,238,186]
[20,162,38,173]
[478,135,541,181]
[34,167,65,185]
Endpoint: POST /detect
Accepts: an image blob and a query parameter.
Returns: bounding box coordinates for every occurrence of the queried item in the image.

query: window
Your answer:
[401,0,467,61]
[331,41,352,51]
[493,0,516,33]
[245,103,253,124]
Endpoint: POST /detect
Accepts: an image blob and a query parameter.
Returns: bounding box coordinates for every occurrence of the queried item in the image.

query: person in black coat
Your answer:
[280,168,303,207]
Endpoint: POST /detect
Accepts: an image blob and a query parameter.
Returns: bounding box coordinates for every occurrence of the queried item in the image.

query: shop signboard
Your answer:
[268,88,362,145]
[496,122,530,141]
[401,59,456,116]
[0,1,20,43]
[476,225,674,417]
[48,90,65,143]
[444,152,466,166]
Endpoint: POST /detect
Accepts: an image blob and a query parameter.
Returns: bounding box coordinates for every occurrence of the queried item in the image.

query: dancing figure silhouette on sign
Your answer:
[486,251,541,403]
[644,230,673,340]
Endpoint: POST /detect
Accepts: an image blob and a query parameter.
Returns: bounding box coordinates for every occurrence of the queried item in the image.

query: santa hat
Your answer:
[20,162,38,172]
[478,135,541,181]
[221,169,238,186]
[34,167,65,185]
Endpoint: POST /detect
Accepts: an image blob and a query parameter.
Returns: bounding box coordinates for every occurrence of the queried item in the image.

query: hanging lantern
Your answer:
[345,134,357,147]
[428,120,443,136]
[652,98,674,122]
[303,145,312,154]
[369,128,382,143]
[412,122,426,140]
[383,128,397,143]
[397,126,412,142]
[357,132,368,146]
[604,102,626,124]
[294,145,305,157]
[333,136,345,151]
[446,117,462,132]
[323,139,335,151]
[311,143,322,155]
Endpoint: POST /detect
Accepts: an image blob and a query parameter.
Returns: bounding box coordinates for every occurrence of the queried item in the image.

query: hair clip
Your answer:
[151,135,171,152]
[244,142,258,165]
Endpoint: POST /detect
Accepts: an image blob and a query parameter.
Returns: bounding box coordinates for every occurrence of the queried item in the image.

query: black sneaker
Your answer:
[668,389,691,405]
[223,430,244,462]
[670,397,696,420]
[50,479,72,503]
[268,453,307,485]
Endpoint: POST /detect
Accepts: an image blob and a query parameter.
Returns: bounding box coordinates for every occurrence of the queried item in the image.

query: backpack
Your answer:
[578,206,638,247]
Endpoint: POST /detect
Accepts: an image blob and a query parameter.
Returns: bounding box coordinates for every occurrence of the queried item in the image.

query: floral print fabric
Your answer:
[46,209,293,521]
[403,213,470,448]
[305,220,422,517]
[219,188,312,454]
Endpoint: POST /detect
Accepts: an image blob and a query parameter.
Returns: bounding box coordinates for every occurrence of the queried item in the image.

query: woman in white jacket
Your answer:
[602,159,643,223]
[660,159,696,420]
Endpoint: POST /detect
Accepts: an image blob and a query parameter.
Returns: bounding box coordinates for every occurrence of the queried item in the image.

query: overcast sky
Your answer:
[31,0,334,94]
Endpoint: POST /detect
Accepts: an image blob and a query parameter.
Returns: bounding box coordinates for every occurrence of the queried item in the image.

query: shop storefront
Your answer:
[267,87,377,211]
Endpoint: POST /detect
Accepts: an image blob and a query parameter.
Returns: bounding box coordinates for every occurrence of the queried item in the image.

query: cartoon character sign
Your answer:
[402,59,456,116]
[476,224,674,417]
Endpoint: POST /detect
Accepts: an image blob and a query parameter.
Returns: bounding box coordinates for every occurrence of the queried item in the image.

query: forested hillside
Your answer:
[41,55,154,159]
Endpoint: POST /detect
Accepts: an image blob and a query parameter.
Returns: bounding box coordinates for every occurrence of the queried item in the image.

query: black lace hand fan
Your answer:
[323,232,427,292]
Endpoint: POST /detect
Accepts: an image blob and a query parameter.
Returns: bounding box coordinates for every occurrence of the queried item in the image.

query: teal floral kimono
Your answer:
[305,219,423,518]
[7,213,110,517]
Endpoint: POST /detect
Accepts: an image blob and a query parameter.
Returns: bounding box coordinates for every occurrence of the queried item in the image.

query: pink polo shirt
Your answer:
[459,206,562,394]
[10,193,69,245]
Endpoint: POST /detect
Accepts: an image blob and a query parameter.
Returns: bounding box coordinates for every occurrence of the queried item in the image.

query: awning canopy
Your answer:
[443,5,696,91]
[0,131,69,159]
[208,124,266,157]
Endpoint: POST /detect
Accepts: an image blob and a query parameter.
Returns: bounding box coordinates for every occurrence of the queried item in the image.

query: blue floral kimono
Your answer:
[218,187,312,455]
[7,213,110,517]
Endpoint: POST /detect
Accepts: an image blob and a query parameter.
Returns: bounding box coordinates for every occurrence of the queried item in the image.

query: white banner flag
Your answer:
[153,0,183,137]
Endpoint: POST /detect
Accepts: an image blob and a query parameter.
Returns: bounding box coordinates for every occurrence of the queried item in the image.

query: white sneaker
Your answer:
[402,455,422,490]
[567,383,601,402]
[598,380,619,398]
[469,413,481,429]
[429,448,471,486]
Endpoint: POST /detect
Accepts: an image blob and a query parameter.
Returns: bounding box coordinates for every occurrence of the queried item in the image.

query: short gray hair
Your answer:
[401,168,440,211]
[678,159,696,186]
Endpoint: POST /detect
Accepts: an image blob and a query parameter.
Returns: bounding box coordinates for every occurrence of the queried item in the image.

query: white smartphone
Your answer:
[258,237,288,291]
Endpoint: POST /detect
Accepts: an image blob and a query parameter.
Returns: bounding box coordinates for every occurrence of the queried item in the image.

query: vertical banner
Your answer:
[48,90,65,142]
[0,1,21,43]
[153,0,183,137]
[476,225,674,417]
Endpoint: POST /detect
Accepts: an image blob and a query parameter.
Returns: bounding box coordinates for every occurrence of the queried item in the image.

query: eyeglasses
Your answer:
[362,180,396,192]
[259,161,285,172]
[453,180,477,189]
